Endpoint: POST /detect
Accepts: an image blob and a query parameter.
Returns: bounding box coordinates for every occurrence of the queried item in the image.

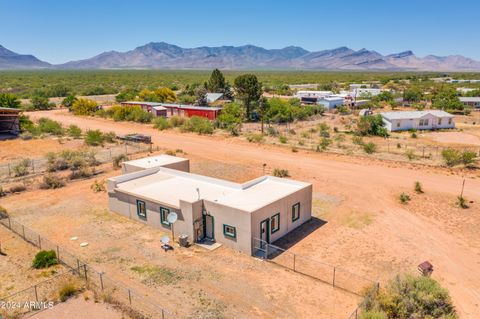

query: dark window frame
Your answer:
[223,224,236,238]
[136,200,147,220]
[271,213,280,234]
[292,202,300,222]
[160,207,170,227]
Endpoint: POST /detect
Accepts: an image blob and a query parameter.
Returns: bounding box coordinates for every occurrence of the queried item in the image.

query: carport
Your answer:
[0,107,20,139]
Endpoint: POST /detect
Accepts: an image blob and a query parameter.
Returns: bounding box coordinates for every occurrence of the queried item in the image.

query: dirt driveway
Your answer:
[18,109,480,318]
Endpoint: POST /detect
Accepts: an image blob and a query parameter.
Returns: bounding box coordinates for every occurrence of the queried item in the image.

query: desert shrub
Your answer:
[267,126,279,136]
[288,129,296,135]
[0,205,7,215]
[113,154,128,169]
[461,150,477,166]
[40,174,65,189]
[396,143,401,149]
[58,282,78,302]
[102,131,116,143]
[441,148,462,167]
[91,180,106,192]
[272,168,290,178]
[360,274,457,319]
[337,105,351,115]
[317,137,331,151]
[363,142,377,154]
[399,192,411,204]
[85,129,105,146]
[152,117,172,131]
[414,181,423,194]
[318,123,330,138]
[0,187,6,197]
[356,115,389,137]
[279,135,288,144]
[9,184,26,193]
[69,167,93,180]
[246,133,265,143]
[353,136,364,145]
[456,196,468,209]
[410,131,417,138]
[13,158,31,177]
[180,116,214,134]
[291,145,298,152]
[37,118,64,136]
[405,150,416,160]
[47,150,97,172]
[32,250,58,269]
[71,98,98,116]
[67,125,82,139]
[169,116,185,127]
[359,311,387,319]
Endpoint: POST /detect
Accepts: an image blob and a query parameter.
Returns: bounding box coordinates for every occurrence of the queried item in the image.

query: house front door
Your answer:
[260,218,270,244]
[203,213,214,241]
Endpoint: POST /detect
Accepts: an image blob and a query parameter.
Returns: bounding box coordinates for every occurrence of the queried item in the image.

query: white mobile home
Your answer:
[381,110,455,132]
[108,156,312,254]
[459,97,480,109]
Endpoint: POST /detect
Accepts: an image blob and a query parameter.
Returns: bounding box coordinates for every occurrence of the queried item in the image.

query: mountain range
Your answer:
[2,42,480,71]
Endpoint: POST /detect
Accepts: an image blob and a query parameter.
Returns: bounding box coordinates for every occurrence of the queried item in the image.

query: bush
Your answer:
[353,136,364,145]
[31,95,54,110]
[279,135,288,144]
[360,274,457,319]
[457,196,468,209]
[180,116,214,134]
[152,117,172,131]
[113,154,128,169]
[461,150,477,166]
[441,148,462,167]
[85,129,105,146]
[91,180,106,192]
[0,205,7,215]
[410,132,417,138]
[47,150,97,172]
[40,174,65,189]
[67,125,82,139]
[356,115,389,137]
[106,105,152,123]
[59,282,77,302]
[9,184,27,193]
[405,150,416,161]
[0,187,6,197]
[70,167,93,180]
[71,98,98,116]
[272,168,290,178]
[359,311,387,319]
[317,137,331,151]
[37,118,64,136]
[32,250,58,269]
[363,142,377,154]
[399,192,411,204]
[246,133,265,143]
[318,123,330,138]
[13,158,31,177]
[169,116,185,127]
[414,181,423,194]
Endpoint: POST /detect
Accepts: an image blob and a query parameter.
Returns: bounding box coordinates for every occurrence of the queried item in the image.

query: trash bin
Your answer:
[178,234,189,247]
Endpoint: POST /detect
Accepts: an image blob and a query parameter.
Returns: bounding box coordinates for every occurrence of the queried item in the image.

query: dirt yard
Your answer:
[1,108,479,318]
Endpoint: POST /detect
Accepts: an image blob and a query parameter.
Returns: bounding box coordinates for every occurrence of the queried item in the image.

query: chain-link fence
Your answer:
[252,238,377,296]
[0,213,174,318]
[0,141,151,181]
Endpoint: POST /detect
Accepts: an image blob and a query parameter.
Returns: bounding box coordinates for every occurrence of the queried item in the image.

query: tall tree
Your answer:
[0,93,21,108]
[207,69,226,93]
[234,74,262,119]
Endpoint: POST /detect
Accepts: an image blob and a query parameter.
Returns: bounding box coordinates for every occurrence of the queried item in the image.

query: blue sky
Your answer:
[1,0,479,64]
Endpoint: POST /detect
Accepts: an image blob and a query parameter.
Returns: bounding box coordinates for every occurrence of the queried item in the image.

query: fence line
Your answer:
[252,238,378,296]
[0,141,151,181]
[0,212,173,318]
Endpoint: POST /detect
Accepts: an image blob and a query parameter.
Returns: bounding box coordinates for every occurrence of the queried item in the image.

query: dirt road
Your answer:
[26,109,480,318]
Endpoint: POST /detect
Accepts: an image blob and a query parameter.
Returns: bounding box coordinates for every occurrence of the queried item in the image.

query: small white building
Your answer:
[317,96,344,109]
[381,110,455,132]
[206,93,225,104]
[459,97,480,109]
[121,155,190,174]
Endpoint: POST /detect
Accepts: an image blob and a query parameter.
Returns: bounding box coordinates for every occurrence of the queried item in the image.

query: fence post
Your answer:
[7,163,11,177]
[34,285,39,302]
[83,264,88,282]
[38,235,41,249]
[128,289,132,305]
[333,267,336,287]
[293,253,296,272]
[100,273,104,291]
[162,309,165,319]
[8,217,11,229]
[355,308,358,319]
[77,259,80,274]
[56,245,60,261]
[22,225,25,240]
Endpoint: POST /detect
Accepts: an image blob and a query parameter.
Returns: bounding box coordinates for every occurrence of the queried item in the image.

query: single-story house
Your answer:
[459,97,480,109]
[121,155,190,174]
[120,101,167,117]
[159,103,222,120]
[317,96,344,109]
[295,90,333,104]
[206,93,225,104]
[108,156,312,254]
[381,110,455,132]
[0,107,20,139]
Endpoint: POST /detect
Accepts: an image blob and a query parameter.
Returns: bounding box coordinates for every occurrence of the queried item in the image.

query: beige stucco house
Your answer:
[108,156,312,254]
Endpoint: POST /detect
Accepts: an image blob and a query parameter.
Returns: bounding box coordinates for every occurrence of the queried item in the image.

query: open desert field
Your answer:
[0,108,478,318]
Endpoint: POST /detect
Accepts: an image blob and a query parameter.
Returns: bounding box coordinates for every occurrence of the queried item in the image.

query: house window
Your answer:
[223,224,236,238]
[136,200,147,220]
[448,118,452,125]
[424,119,429,126]
[160,207,170,226]
[396,122,400,128]
[270,213,280,234]
[438,118,442,125]
[292,203,300,222]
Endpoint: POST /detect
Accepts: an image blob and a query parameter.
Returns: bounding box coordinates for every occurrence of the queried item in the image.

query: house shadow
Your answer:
[272,217,327,251]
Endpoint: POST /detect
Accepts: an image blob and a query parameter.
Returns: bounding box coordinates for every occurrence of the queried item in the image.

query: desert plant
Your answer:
[405,149,416,161]
[169,116,185,127]
[441,148,462,167]
[396,143,401,149]
[353,136,364,145]
[58,282,78,302]
[279,135,288,144]
[410,132,417,138]
[70,167,93,180]
[0,205,7,216]
[399,192,411,204]
[9,184,27,193]
[32,250,58,269]
[272,168,290,178]
[66,125,82,139]
[0,186,5,197]
[461,150,477,166]
[113,154,128,169]
[180,116,214,134]
[91,180,106,192]
[267,126,279,136]
[456,196,468,209]
[317,137,331,151]
[37,118,64,136]
[318,123,330,137]
[13,158,31,177]
[152,117,172,131]
[40,174,65,189]
[84,129,105,146]
[363,142,377,154]
[291,146,298,152]
[414,181,424,194]
[246,133,265,143]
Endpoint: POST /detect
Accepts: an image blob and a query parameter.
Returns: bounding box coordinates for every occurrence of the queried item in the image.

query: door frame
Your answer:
[260,218,270,244]
[202,212,215,241]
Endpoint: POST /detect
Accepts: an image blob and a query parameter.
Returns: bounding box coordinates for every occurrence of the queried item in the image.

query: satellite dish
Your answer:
[167,212,178,224]
[161,235,170,245]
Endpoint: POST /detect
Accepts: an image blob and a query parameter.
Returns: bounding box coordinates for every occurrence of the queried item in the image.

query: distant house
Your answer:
[459,97,480,109]
[317,96,344,109]
[108,156,312,254]
[381,110,455,132]
[0,107,20,139]
[120,101,166,117]
[351,88,382,97]
[160,103,222,120]
[206,93,225,104]
[295,90,333,104]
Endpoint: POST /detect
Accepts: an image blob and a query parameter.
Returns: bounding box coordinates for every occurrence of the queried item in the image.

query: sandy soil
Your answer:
[5,108,480,318]
[427,131,480,146]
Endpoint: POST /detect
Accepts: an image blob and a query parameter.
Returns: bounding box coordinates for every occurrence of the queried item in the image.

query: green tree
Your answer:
[194,87,208,106]
[31,95,53,110]
[0,93,21,108]
[61,94,77,109]
[403,87,423,103]
[115,88,139,102]
[71,98,98,116]
[207,69,226,93]
[234,74,262,119]
[373,91,394,103]
[356,115,389,137]
[216,102,244,135]
[432,86,464,111]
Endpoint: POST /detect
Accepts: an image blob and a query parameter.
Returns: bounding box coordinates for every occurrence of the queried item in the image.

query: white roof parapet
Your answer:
[381,110,454,120]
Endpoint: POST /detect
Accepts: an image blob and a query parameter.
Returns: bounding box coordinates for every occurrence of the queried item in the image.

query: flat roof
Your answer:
[381,110,454,120]
[121,101,163,106]
[123,155,188,169]
[0,107,21,113]
[159,103,223,111]
[111,167,310,212]
[459,97,480,102]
